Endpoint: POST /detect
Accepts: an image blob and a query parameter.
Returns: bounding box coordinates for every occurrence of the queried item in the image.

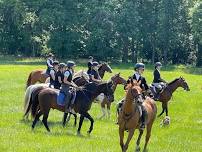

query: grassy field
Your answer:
[0,59,202,152]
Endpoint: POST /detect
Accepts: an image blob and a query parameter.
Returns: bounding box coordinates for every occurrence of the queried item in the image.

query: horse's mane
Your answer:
[168,78,180,85]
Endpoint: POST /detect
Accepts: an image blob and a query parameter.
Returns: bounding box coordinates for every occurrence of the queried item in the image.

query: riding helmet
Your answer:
[134,63,145,70]
[155,62,162,67]
[67,61,76,68]
[47,52,54,57]
[92,62,99,66]
[53,60,59,66]
[89,56,93,60]
[59,63,66,68]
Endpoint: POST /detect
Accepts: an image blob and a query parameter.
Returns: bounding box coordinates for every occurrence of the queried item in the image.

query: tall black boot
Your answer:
[140,106,146,131]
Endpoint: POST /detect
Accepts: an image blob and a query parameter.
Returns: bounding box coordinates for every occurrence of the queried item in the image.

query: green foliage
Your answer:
[0,0,201,65]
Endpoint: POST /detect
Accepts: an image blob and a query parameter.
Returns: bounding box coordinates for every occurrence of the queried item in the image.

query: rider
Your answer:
[152,62,167,100]
[54,63,66,89]
[89,62,102,83]
[49,61,59,88]
[132,63,149,130]
[46,53,54,75]
[87,56,94,75]
[61,61,78,119]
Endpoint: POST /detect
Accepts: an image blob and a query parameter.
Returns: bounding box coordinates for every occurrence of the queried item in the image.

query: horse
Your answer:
[152,77,190,117]
[74,62,112,80]
[26,63,112,88]
[96,73,126,119]
[25,81,114,134]
[23,83,49,120]
[26,70,49,88]
[118,80,157,152]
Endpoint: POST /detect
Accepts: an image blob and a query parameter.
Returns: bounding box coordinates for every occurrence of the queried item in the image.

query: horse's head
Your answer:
[99,62,112,73]
[178,77,190,91]
[125,80,143,103]
[111,73,127,86]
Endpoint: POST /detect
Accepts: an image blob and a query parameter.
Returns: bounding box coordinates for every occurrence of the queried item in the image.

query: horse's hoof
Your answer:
[136,146,140,152]
[77,131,81,136]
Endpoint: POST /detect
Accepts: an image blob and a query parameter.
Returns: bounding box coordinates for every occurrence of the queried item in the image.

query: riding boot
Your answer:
[140,105,146,131]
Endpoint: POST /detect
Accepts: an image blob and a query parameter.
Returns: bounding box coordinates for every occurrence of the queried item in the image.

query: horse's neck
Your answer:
[98,68,104,78]
[123,93,135,114]
[112,83,118,92]
[167,81,180,94]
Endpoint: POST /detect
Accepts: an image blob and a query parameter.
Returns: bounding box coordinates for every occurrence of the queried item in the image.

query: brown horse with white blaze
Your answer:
[118,80,157,152]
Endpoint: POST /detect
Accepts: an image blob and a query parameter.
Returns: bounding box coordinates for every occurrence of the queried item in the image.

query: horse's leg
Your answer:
[136,130,144,152]
[119,127,124,152]
[63,113,69,127]
[158,102,166,117]
[42,110,50,132]
[83,112,94,134]
[32,111,42,130]
[143,123,153,152]
[107,102,111,119]
[123,128,135,152]
[77,114,84,135]
[99,102,106,119]
[73,113,77,127]
[165,103,168,116]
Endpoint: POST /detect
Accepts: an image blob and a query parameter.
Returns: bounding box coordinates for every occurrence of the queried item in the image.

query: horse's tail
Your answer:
[26,72,32,89]
[23,86,33,117]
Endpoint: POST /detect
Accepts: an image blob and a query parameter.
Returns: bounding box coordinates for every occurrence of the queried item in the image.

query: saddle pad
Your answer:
[57,92,66,106]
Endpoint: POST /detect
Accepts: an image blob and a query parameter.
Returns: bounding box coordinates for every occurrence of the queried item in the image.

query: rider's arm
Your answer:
[58,76,62,83]
[50,70,55,81]
[63,71,78,87]
[47,59,53,68]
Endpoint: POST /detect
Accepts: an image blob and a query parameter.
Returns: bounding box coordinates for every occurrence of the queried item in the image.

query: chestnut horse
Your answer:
[26,63,112,88]
[25,82,114,134]
[118,80,157,152]
[154,77,190,117]
[97,73,126,119]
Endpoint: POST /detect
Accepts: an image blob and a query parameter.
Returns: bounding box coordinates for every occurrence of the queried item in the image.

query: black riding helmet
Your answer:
[134,63,145,70]
[155,62,162,67]
[58,63,66,69]
[89,56,93,60]
[67,61,76,68]
[53,60,59,66]
[92,62,99,66]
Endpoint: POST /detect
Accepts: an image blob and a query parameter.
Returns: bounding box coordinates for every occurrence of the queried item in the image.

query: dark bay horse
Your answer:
[118,80,157,152]
[155,77,190,117]
[26,82,114,134]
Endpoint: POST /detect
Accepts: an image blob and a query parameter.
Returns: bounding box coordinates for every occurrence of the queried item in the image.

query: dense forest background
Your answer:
[0,0,201,65]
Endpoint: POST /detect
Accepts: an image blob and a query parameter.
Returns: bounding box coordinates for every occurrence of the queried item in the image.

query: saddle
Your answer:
[57,89,76,106]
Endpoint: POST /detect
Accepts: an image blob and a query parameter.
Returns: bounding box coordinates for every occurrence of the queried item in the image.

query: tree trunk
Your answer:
[196,43,202,66]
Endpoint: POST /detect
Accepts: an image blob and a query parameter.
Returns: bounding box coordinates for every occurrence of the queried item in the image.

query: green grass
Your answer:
[0,62,202,152]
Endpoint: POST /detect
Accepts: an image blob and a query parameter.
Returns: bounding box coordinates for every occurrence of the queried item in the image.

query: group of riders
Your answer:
[45,52,167,130]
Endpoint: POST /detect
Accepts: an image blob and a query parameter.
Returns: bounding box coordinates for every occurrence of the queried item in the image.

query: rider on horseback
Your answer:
[49,61,59,88]
[89,62,102,83]
[61,61,78,118]
[54,63,66,89]
[87,56,94,75]
[46,53,54,75]
[152,62,167,100]
[132,63,149,130]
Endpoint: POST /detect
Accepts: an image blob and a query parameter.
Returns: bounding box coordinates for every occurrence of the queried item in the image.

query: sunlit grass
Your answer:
[0,62,202,152]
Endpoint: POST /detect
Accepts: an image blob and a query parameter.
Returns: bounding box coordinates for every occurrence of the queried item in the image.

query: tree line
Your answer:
[0,0,201,65]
